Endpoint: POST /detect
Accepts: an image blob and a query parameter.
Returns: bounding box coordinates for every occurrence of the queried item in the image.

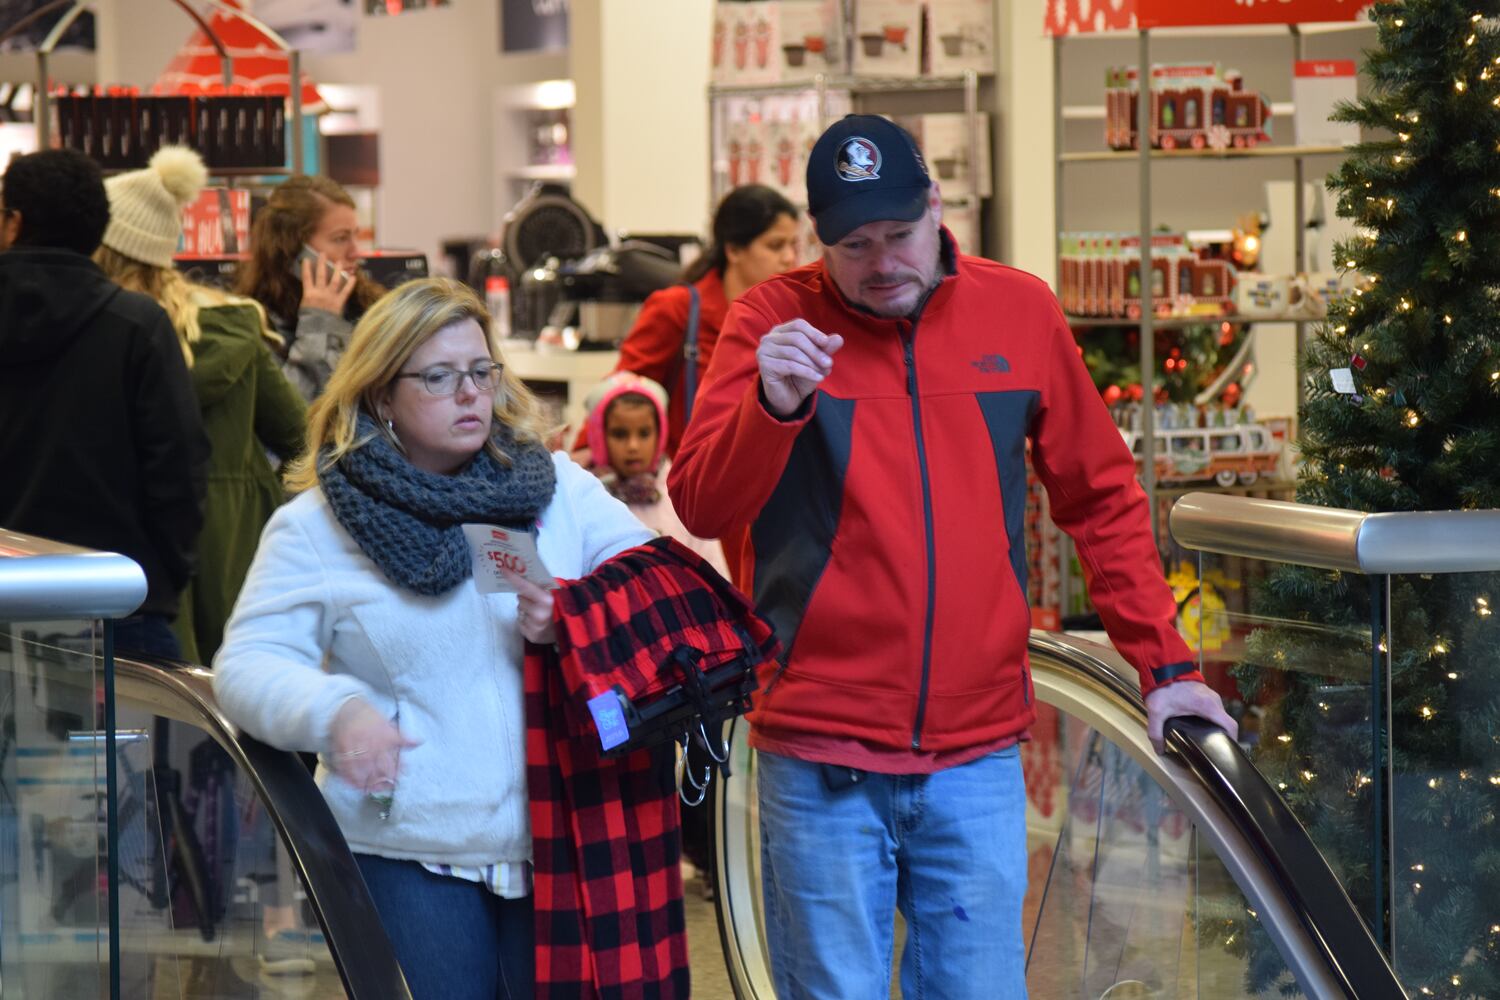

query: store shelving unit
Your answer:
[20,0,307,177]
[1049,21,1371,622]
[1053,23,1367,516]
[709,72,986,196]
[707,0,994,256]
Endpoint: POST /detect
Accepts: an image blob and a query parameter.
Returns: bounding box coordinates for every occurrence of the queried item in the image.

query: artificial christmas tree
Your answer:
[1232,3,1500,996]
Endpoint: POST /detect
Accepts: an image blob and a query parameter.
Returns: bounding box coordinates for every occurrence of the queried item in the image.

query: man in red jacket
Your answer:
[668,116,1236,998]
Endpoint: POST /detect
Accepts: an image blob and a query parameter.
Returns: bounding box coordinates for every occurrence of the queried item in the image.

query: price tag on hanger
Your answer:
[463,524,555,593]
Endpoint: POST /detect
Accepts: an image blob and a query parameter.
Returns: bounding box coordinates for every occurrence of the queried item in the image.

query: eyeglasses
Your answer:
[394,362,503,397]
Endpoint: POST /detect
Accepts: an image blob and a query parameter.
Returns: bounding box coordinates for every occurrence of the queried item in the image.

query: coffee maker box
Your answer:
[777,0,843,84]
[853,0,922,78]
[927,0,993,77]
[897,112,991,198]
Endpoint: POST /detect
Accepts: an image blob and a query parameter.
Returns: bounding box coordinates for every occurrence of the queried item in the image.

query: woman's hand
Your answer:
[327,697,420,793]
[299,253,357,315]
[504,569,557,645]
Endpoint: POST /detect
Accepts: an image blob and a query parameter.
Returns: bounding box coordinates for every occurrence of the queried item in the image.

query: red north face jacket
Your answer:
[668,236,1200,755]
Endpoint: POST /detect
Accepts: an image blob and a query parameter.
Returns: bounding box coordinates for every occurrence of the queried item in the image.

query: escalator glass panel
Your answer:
[0,625,349,999]
[1024,704,1302,998]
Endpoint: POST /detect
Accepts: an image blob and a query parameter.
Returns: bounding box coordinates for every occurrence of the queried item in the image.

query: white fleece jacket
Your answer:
[212,452,653,867]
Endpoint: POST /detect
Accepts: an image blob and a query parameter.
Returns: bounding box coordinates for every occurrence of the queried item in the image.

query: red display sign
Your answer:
[1046,0,1375,35]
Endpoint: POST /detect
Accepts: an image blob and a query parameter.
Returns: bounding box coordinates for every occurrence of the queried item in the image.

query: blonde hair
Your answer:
[284,277,551,493]
[93,245,284,366]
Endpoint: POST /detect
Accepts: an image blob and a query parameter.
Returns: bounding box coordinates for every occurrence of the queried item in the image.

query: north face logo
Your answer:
[972,354,1011,374]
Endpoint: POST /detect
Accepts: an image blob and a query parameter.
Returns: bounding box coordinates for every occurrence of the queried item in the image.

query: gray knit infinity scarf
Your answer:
[321,413,557,595]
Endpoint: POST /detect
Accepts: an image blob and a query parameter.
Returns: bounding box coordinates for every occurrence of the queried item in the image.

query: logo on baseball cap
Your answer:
[808,115,931,245]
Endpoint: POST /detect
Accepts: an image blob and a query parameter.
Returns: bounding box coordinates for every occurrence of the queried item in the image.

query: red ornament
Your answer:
[1223,383,1243,406]
[1127,383,1145,402]
[1103,384,1123,405]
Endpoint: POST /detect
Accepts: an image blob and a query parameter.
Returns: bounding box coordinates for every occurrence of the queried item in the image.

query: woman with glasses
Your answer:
[212,277,654,999]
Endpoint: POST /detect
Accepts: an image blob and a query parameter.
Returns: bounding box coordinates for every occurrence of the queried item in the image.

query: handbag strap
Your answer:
[682,283,702,425]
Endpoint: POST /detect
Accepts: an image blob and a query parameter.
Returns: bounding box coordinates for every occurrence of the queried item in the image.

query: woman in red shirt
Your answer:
[616,185,800,458]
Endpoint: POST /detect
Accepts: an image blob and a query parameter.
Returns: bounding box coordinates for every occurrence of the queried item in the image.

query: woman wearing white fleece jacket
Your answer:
[213,279,651,1000]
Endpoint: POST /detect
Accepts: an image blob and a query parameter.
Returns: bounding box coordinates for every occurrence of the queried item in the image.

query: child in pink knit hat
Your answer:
[580,371,728,579]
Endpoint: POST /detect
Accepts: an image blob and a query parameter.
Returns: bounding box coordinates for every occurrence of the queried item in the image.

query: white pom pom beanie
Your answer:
[101,146,208,268]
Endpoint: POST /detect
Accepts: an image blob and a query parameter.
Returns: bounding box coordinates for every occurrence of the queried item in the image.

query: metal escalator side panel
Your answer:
[110,654,413,1000]
[1030,635,1404,1000]
[712,730,774,1000]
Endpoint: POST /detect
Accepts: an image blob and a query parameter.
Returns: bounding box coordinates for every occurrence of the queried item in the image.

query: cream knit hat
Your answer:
[102,146,208,268]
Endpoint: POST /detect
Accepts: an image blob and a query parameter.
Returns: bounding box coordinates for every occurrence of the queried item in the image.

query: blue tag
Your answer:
[587,690,631,751]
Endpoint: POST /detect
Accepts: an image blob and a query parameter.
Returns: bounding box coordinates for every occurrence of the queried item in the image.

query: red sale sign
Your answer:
[1046,0,1376,35]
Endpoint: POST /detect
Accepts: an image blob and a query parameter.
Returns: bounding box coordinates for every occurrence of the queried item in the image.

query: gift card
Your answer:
[462,523,555,593]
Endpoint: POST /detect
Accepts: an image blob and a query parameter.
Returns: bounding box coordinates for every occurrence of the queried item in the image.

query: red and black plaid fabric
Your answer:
[525,537,779,999]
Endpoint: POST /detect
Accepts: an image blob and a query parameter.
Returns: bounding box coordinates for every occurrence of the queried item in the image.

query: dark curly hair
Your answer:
[1,148,109,255]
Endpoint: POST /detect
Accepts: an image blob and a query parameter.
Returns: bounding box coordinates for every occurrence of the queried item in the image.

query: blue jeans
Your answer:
[354,854,533,1000]
[758,746,1027,1000]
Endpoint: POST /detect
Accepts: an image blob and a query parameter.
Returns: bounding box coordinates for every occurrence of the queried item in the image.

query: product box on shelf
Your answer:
[771,91,828,203]
[777,0,843,83]
[895,112,991,198]
[718,1,781,86]
[1293,60,1358,147]
[180,188,252,256]
[726,115,769,187]
[712,3,734,85]
[853,0,922,78]
[927,0,993,77]
[1105,63,1273,151]
[941,196,980,256]
[1060,230,1236,320]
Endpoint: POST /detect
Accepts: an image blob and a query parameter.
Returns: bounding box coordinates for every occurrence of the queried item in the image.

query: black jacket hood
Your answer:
[0,248,122,365]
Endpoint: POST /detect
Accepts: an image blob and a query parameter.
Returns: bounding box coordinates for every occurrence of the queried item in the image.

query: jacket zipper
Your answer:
[902,323,939,750]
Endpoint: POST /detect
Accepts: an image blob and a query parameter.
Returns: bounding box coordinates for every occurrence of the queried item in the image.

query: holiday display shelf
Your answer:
[1060,143,1346,162]
[1048,22,1367,627]
[1065,314,1246,329]
[708,73,988,97]
[1053,26,1355,508]
[6,0,308,178]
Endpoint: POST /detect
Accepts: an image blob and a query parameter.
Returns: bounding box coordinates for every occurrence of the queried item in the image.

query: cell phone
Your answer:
[289,244,341,284]
[821,763,866,792]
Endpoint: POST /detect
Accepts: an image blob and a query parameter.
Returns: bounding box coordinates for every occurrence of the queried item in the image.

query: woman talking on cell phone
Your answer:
[235,175,386,400]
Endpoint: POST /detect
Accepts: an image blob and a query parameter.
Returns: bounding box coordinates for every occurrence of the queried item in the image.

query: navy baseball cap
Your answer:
[807,115,932,245]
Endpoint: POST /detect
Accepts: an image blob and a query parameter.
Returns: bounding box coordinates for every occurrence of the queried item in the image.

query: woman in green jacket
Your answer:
[95,146,307,664]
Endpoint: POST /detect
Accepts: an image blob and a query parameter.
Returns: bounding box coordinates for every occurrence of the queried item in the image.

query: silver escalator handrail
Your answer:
[1168,491,1500,574]
[713,633,1407,1000]
[89,654,413,1000]
[0,529,147,620]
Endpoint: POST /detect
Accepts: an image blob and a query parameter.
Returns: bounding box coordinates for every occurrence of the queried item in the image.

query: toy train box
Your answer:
[1105,63,1272,152]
